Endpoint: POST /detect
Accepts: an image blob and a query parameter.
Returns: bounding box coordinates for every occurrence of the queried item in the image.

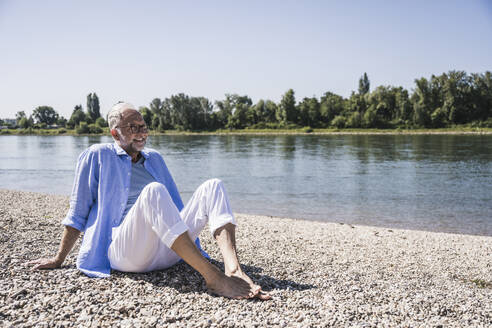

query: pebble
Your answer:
[0,189,491,327]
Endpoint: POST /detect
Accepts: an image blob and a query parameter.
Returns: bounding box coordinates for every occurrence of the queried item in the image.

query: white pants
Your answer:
[108,179,236,272]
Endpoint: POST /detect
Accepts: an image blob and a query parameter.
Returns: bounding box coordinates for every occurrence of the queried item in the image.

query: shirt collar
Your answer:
[112,142,150,159]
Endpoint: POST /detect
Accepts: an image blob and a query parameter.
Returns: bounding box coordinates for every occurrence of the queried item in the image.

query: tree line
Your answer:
[10,93,107,133]
[5,70,492,133]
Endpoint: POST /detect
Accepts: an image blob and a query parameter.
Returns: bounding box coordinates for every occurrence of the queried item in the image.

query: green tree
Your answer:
[439,71,472,124]
[346,111,362,128]
[358,72,370,95]
[32,106,59,125]
[76,121,90,134]
[298,97,320,127]
[470,71,492,122]
[431,107,448,127]
[252,100,266,124]
[264,100,278,123]
[362,105,381,128]
[395,87,412,123]
[411,78,433,127]
[150,98,172,130]
[56,116,67,127]
[365,86,400,125]
[320,92,345,126]
[250,99,278,125]
[95,117,108,128]
[18,117,31,129]
[277,89,298,124]
[165,94,211,131]
[215,94,252,129]
[215,96,234,128]
[68,105,87,128]
[139,106,153,128]
[331,115,347,128]
[226,95,252,129]
[15,111,26,126]
[194,97,214,130]
[86,93,101,122]
[88,124,103,134]
[345,92,367,117]
[151,115,160,131]
[168,94,191,130]
[150,98,164,115]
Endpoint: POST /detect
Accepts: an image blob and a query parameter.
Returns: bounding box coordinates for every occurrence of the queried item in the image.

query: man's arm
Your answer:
[28,226,80,270]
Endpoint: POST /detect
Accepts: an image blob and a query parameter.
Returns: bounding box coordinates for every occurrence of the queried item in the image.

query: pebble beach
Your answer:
[0,189,491,327]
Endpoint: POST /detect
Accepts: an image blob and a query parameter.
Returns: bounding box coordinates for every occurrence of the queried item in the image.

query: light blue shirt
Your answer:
[62,142,207,278]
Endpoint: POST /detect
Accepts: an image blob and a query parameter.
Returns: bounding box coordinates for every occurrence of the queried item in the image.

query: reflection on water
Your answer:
[0,134,491,236]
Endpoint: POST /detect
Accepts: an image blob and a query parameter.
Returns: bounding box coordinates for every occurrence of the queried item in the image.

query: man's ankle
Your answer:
[203,265,225,285]
[225,264,241,276]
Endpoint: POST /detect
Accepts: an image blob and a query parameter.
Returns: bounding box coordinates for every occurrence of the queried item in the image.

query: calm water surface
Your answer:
[0,135,491,236]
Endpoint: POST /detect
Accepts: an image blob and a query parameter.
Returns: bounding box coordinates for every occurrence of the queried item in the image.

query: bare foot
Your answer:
[206,272,257,299]
[225,267,271,300]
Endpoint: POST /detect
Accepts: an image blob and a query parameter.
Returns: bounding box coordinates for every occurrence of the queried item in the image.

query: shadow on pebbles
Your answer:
[1,190,491,327]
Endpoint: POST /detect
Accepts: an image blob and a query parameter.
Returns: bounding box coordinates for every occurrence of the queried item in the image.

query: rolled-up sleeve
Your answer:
[62,148,99,232]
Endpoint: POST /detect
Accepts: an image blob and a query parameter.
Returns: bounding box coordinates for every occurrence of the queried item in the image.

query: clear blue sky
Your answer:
[1,0,491,119]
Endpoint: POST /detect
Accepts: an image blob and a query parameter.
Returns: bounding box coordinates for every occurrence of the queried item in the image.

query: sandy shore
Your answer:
[1,189,491,327]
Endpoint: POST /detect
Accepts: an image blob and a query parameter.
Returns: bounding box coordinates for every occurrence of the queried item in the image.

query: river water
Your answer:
[0,134,491,236]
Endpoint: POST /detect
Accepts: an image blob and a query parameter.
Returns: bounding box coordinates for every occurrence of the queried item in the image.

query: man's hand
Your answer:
[28,257,63,270]
[27,226,81,271]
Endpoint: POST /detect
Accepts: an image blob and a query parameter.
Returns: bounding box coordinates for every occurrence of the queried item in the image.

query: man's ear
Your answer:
[110,129,119,140]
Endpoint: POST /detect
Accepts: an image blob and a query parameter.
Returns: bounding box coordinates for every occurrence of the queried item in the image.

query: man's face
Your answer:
[112,109,148,155]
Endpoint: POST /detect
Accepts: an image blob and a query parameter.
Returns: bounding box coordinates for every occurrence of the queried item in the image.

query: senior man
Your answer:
[29,102,269,300]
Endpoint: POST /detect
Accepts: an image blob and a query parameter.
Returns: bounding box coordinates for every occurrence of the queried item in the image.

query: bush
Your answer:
[474,118,492,128]
[362,108,378,128]
[249,122,286,129]
[302,126,313,133]
[250,122,267,129]
[95,117,108,128]
[431,108,448,128]
[18,117,30,129]
[346,112,362,128]
[277,122,300,129]
[331,115,347,129]
[58,128,67,134]
[76,122,90,134]
[389,118,405,128]
[88,124,103,134]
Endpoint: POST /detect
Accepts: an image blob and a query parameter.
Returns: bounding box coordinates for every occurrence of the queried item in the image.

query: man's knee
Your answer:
[203,178,223,190]
[142,182,168,195]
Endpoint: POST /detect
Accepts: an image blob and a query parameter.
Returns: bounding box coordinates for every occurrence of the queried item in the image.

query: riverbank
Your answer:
[1,127,492,136]
[1,189,491,327]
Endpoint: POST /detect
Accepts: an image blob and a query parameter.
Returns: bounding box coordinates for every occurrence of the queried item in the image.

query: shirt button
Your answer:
[128,172,130,176]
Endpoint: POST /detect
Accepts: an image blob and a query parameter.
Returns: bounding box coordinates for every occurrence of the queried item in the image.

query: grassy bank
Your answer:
[1,126,492,136]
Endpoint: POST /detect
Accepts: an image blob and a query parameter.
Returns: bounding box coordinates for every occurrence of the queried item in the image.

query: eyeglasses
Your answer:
[117,124,148,134]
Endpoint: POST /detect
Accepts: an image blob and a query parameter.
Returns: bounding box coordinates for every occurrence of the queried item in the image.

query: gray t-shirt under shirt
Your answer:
[122,156,156,218]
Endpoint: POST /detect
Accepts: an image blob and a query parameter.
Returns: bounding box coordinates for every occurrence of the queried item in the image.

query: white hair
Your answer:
[107,102,136,129]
